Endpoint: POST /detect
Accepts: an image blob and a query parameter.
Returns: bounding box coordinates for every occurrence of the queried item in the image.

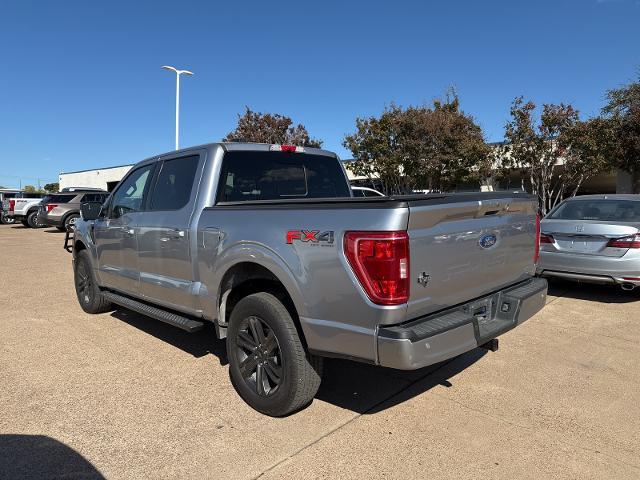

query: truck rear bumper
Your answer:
[376,277,548,370]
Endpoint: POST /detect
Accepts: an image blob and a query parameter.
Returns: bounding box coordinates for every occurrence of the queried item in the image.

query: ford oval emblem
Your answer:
[479,234,497,249]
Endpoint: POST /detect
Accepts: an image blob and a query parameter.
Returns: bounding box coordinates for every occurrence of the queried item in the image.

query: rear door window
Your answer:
[149,155,200,210]
[217,151,350,202]
[82,193,109,203]
[44,194,74,204]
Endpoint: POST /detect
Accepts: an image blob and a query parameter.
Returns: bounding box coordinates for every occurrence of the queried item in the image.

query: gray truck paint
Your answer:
[73,142,546,368]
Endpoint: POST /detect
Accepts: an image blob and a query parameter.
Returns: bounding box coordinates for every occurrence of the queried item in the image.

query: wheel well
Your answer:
[73,240,87,255]
[218,262,307,347]
[62,210,80,224]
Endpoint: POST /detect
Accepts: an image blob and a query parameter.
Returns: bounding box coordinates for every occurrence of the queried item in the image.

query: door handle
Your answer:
[120,227,135,237]
[160,229,185,242]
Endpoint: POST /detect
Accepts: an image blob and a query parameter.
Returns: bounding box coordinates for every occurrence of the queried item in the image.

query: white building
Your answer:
[59,164,133,192]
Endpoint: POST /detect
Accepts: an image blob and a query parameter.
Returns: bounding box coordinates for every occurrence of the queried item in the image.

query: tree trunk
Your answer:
[633,168,640,194]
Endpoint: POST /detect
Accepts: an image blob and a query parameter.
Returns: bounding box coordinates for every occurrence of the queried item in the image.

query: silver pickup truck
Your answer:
[72,142,547,416]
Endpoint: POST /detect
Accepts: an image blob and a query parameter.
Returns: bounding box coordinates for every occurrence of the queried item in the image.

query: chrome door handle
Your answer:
[120,227,135,237]
[160,229,185,242]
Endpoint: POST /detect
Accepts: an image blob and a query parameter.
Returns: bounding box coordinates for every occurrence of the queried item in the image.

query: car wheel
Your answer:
[56,226,66,232]
[1,213,15,224]
[21,219,29,227]
[64,213,80,231]
[26,210,40,228]
[227,292,322,417]
[74,249,113,314]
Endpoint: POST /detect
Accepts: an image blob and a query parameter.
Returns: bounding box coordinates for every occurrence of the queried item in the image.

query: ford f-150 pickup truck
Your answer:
[72,142,547,416]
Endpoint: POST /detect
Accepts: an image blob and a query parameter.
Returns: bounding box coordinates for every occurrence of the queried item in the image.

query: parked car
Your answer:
[39,190,109,231]
[3,192,47,228]
[537,194,640,291]
[351,186,385,197]
[72,142,547,416]
[0,189,22,224]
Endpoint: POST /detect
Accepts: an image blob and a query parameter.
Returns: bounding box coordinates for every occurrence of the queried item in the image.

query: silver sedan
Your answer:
[537,194,640,291]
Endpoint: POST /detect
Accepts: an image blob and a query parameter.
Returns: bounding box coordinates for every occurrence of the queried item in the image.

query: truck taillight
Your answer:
[607,234,640,249]
[46,204,58,213]
[534,214,541,263]
[344,231,410,305]
[9,200,15,212]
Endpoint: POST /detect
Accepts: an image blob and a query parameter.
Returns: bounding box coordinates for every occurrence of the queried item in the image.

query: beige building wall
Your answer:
[59,165,133,191]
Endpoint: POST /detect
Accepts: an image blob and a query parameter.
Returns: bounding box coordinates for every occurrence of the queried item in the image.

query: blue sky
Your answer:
[0,0,639,188]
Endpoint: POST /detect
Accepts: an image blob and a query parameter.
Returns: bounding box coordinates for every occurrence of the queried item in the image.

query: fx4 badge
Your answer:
[286,230,335,246]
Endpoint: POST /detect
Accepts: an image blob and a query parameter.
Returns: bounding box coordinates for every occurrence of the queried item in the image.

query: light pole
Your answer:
[162,65,194,150]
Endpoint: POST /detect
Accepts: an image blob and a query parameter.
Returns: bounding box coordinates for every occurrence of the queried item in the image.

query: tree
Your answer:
[223,107,323,147]
[500,97,609,214]
[23,185,37,193]
[601,77,640,192]
[343,93,491,195]
[43,182,59,193]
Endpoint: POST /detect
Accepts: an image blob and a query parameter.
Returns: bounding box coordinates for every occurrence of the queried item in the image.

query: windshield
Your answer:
[548,199,640,222]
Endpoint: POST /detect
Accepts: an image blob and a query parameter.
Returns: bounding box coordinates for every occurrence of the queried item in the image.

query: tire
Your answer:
[1,213,15,224]
[21,219,29,227]
[26,210,40,228]
[56,226,66,232]
[227,292,323,416]
[74,249,113,314]
[64,213,80,231]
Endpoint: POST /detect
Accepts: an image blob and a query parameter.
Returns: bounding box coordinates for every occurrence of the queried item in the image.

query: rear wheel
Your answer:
[26,210,40,228]
[227,292,322,416]
[64,213,80,231]
[74,249,113,314]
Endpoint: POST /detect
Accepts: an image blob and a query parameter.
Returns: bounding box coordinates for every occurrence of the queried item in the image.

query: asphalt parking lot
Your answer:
[1,224,639,479]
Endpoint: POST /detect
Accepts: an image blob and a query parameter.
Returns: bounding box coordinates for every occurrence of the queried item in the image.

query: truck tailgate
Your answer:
[406,195,538,319]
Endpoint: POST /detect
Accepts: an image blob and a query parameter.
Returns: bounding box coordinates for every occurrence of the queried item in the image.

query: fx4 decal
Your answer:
[286,230,335,246]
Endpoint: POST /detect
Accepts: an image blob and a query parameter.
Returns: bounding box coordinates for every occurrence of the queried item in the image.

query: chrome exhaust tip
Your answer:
[621,283,636,291]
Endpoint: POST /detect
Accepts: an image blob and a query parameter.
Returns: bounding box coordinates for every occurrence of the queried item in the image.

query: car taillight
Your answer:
[534,214,541,263]
[344,231,409,305]
[46,204,58,213]
[607,234,640,249]
[9,200,15,212]
[540,233,554,244]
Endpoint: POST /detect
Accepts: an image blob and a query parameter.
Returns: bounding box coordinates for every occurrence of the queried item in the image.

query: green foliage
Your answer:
[601,77,640,192]
[343,92,491,194]
[23,185,37,193]
[223,107,323,147]
[43,182,59,193]
[501,97,611,214]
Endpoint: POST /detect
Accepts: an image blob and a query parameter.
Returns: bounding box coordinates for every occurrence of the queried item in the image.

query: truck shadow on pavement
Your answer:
[547,280,640,304]
[0,434,105,480]
[111,306,487,414]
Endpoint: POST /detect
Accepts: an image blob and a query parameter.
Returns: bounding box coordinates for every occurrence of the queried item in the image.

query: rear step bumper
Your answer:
[376,277,547,370]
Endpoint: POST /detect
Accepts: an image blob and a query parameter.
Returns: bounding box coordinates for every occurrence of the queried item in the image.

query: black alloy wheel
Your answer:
[235,315,283,397]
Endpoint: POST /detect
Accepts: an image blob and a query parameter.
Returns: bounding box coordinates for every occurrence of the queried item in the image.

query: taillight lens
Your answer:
[607,234,640,249]
[46,204,58,213]
[344,231,410,305]
[9,200,15,212]
[534,214,541,263]
[540,233,554,244]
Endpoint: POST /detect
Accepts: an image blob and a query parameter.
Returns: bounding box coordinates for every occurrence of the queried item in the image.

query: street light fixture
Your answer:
[162,65,194,150]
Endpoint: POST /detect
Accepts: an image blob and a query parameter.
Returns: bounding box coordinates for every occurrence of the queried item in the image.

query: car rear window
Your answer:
[549,199,640,222]
[81,193,109,203]
[44,194,75,204]
[217,151,350,202]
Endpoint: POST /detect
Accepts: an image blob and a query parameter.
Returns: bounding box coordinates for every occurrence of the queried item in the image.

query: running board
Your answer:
[102,291,204,332]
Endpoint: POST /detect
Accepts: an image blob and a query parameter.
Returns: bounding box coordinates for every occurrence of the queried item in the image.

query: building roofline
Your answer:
[59,163,134,176]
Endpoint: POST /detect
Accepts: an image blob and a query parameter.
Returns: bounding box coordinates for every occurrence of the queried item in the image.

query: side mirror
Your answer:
[80,201,103,221]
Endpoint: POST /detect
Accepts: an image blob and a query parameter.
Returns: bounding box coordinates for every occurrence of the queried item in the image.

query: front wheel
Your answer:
[74,250,113,314]
[227,292,322,416]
